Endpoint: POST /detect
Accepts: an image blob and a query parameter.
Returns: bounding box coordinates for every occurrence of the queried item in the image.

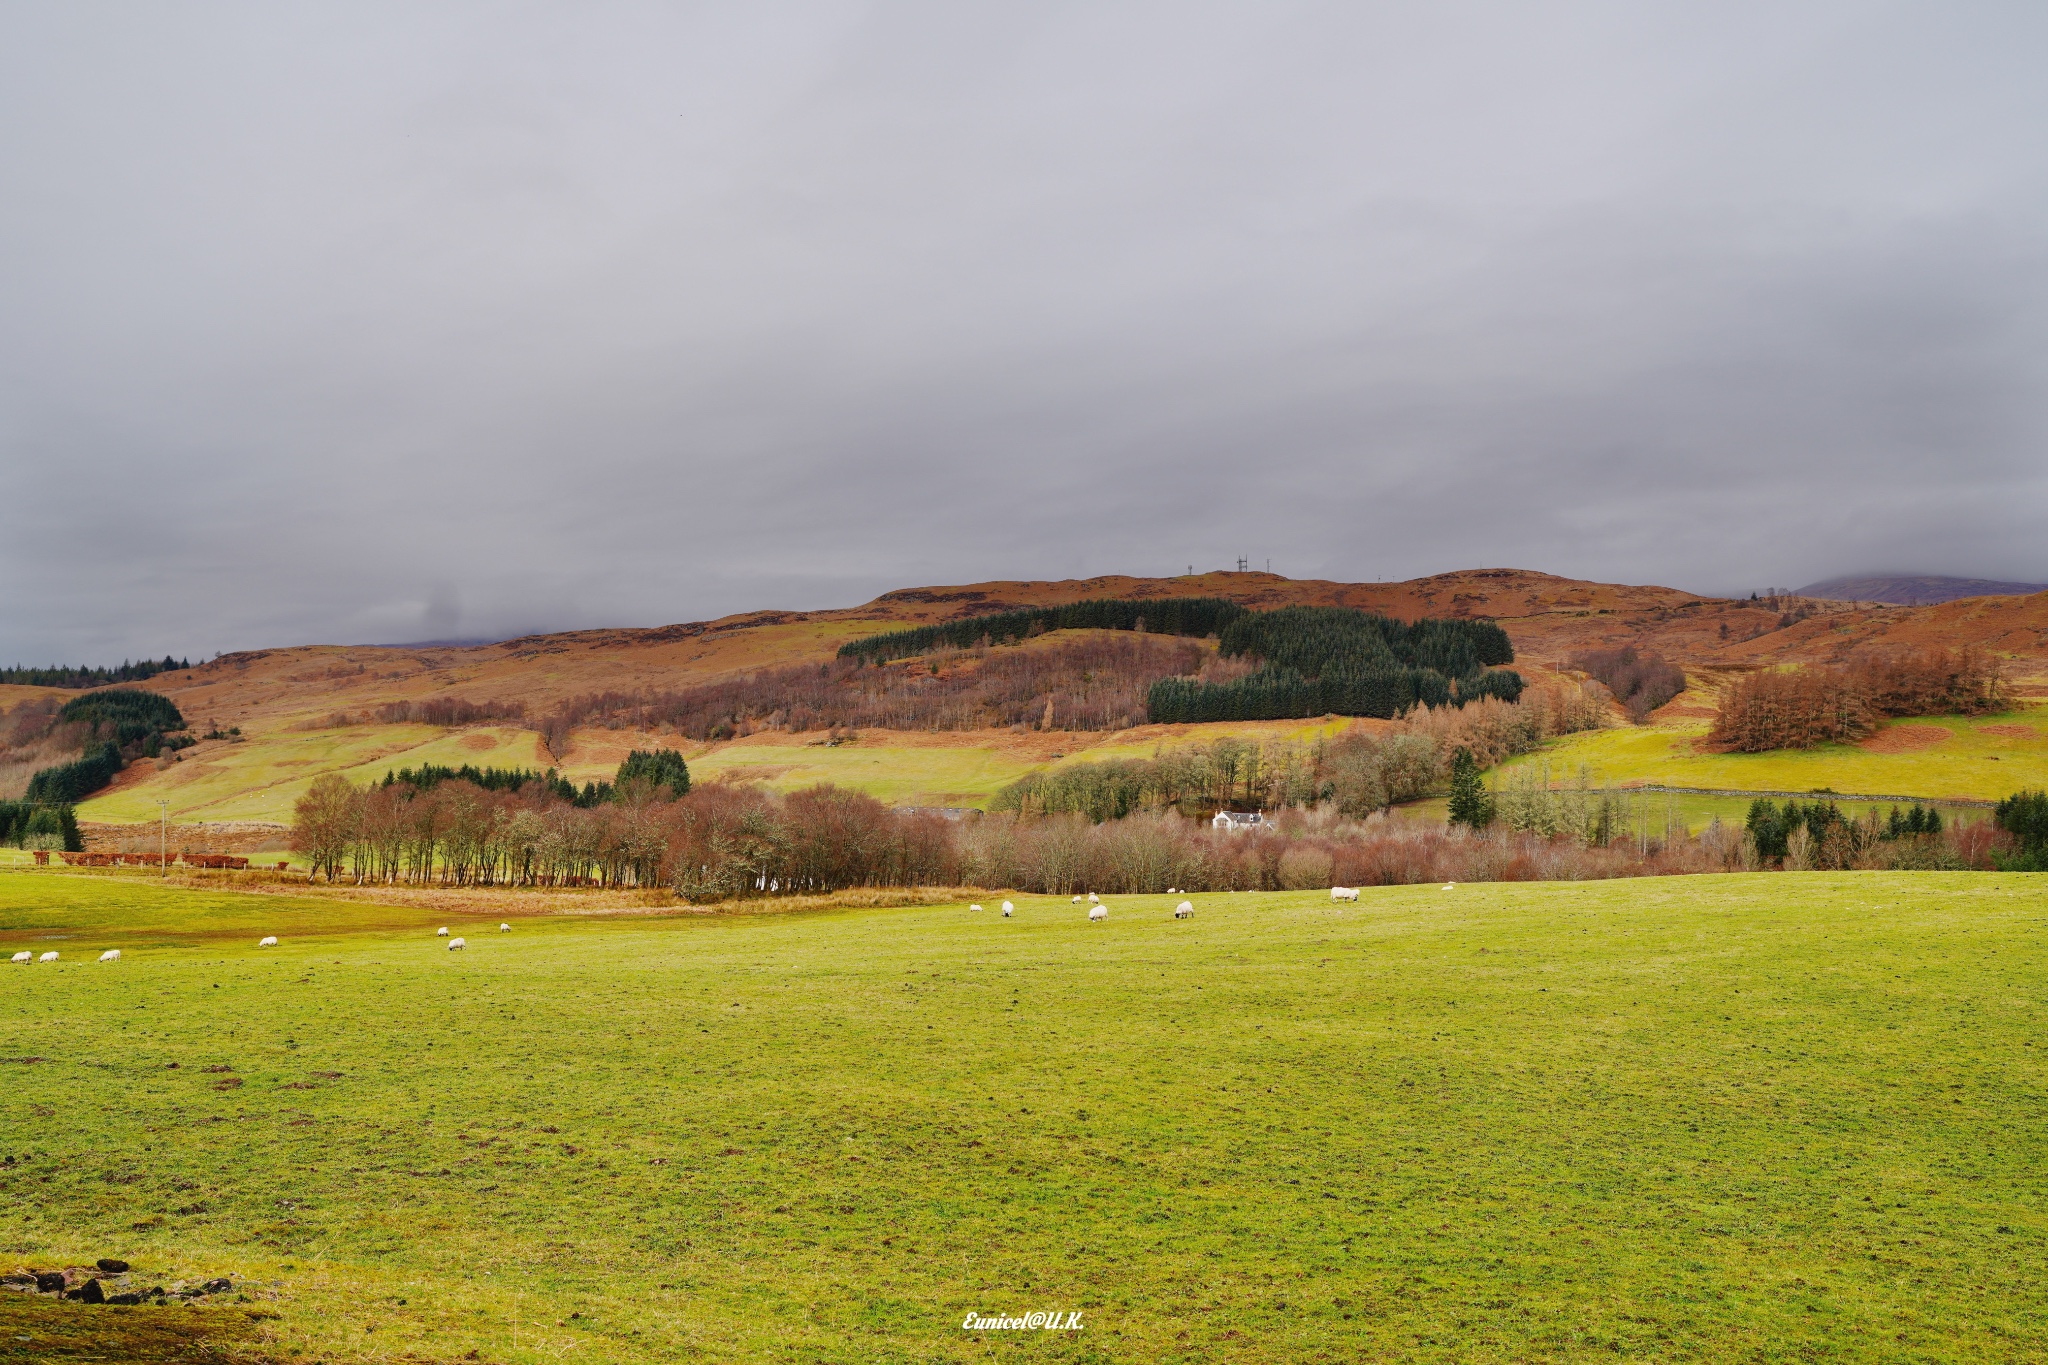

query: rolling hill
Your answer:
[10,567,2048,840]
[1796,573,2048,606]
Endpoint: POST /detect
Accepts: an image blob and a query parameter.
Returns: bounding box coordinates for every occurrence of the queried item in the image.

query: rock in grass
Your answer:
[35,1271,65,1292]
[107,1291,145,1305]
[96,1257,130,1273]
[201,1277,232,1294]
[67,1278,106,1304]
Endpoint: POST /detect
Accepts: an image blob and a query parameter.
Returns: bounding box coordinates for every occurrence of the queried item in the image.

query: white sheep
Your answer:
[436,926,450,937]
[1088,892,1100,903]
[1174,901,1194,919]
[1001,900,1014,916]
[1071,894,1082,904]
[499,922,511,933]
[447,937,466,951]
[11,951,31,964]
[258,936,278,947]
[969,903,984,913]
[1088,904,1108,922]
[99,949,121,962]
[38,951,58,963]
[1440,882,1456,891]
[1330,886,1359,902]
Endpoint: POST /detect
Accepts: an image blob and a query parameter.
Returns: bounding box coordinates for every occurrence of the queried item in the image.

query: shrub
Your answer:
[1569,646,1686,723]
[1994,790,2048,871]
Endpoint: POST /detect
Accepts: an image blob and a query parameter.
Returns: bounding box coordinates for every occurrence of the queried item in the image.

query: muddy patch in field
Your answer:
[1859,724,1950,753]
[0,1293,271,1362]
[1978,723,2040,740]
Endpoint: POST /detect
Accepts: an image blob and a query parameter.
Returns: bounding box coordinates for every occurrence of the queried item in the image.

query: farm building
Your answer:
[1212,811,1266,833]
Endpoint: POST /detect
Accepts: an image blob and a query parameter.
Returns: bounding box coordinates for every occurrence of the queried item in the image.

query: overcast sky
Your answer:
[4,3,2045,663]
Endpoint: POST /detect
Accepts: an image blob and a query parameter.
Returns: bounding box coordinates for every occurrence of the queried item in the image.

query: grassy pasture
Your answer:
[1495,710,2048,805]
[3,871,2045,1362]
[652,737,1045,808]
[75,725,552,826]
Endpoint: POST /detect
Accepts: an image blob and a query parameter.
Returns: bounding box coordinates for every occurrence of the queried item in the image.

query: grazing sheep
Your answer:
[969,903,984,913]
[1071,894,1082,903]
[436,927,450,937]
[258,936,278,947]
[1440,882,1456,891]
[1330,886,1359,902]
[99,949,121,962]
[1175,901,1194,919]
[1000,900,1014,915]
[499,923,511,933]
[1088,892,1100,903]
[11,951,31,964]
[38,951,58,963]
[1088,904,1108,922]
[447,937,466,951]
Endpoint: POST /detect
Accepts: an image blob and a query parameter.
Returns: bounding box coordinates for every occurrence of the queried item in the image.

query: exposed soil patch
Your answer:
[1979,723,2040,739]
[1858,724,1951,753]
[0,1285,270,1363]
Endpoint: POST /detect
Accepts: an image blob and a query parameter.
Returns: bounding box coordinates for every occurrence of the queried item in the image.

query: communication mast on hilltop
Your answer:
[1236,556,1248,572]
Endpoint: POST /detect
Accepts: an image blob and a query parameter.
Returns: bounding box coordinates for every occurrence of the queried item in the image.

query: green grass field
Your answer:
[3,869,2044,1362]
[75,725,553,825]
[652,738,1048,808]
[1496,710,2048,805]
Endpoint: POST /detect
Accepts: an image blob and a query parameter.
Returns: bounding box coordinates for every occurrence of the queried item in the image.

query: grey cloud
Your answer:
[3,2,2045,663]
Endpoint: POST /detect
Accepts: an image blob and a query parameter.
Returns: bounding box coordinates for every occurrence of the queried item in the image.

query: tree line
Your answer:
[1706,648,2010,751]
[290,772,2035,899]
[1150,606,1520,722]
[0,657,190,688]
[0,799,82,852]
[991,685,1610,824]
[837,597,1245,665]
[292,749,689,883]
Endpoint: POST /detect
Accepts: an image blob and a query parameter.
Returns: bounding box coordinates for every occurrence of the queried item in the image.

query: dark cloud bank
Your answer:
[3,3,2045,663]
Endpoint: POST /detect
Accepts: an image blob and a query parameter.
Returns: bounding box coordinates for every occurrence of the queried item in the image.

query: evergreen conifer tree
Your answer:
[1446,747,1494,829]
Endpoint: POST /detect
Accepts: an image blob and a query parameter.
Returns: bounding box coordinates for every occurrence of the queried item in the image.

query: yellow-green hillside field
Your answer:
[2,869,2044,1362]
[1496,708,2048,804]
[76,725,551,825]
[554,719,1354,808]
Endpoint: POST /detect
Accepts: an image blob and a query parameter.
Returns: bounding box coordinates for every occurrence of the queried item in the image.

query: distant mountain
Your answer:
[1797,574,2048,606]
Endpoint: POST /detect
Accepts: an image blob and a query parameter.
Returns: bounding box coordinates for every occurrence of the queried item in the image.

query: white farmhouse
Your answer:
[1212,811,1266,833]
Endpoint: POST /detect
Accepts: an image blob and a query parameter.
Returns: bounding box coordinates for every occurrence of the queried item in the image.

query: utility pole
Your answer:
[158,799,168,877]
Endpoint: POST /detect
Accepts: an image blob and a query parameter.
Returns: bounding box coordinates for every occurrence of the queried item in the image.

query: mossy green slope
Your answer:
[1,872,2043,1362]
[1497,710,2048,802]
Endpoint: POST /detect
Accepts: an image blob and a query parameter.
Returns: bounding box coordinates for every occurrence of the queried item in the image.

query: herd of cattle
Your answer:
[34,851,288,871]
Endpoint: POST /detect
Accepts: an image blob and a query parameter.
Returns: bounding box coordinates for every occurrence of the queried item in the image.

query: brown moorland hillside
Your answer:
[58,569,2048,741]
[16,570,2048,828]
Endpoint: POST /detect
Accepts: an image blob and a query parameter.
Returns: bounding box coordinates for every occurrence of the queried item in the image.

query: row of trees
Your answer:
[1739,797,1997,871]
[0,799,81,851]
[296,773,2039,898]
[1706,649,2009,751]
[0,657,189,688]
[992,687,1610,824]
[291,749,690,884]
[838,597,1244,665]
[292,770,1730,896]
